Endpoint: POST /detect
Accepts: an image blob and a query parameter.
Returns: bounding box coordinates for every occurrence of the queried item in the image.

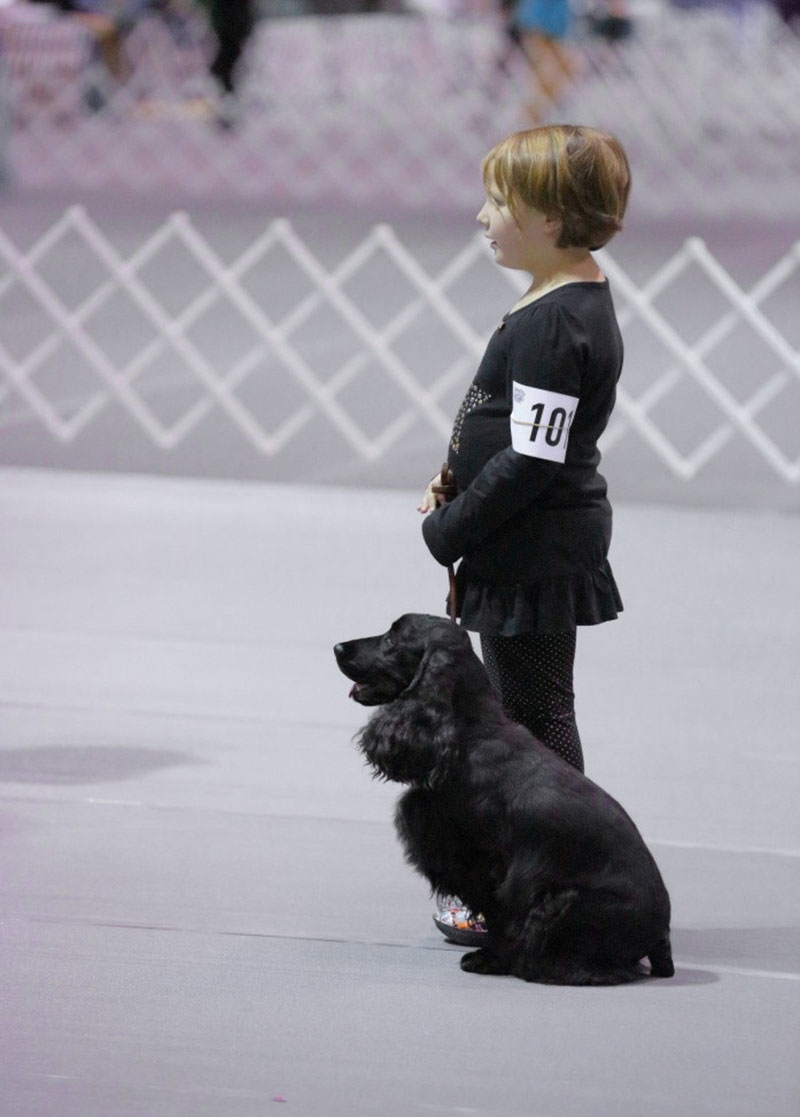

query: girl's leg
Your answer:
[480,630,584,773]
[434,628,585,943]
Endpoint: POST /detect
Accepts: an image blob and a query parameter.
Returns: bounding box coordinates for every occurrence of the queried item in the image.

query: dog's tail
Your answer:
[518,960,648,986]
[519,941,675,985]
[647,936,675,978]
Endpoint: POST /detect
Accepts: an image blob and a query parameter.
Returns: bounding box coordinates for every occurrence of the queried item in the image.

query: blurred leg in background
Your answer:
[207,0,255,124]
[510,0,577,123]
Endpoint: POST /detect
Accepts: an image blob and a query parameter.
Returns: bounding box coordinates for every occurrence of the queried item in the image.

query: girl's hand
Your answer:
[418,473,443,514]
[418,464,457,513]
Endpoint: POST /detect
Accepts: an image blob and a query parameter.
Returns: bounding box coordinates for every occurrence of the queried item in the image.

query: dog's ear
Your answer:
[357,634,467,788]
[402,632,469,704]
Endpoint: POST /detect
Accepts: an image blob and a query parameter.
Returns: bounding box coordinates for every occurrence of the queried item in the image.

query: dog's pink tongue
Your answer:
[349,683,359,699]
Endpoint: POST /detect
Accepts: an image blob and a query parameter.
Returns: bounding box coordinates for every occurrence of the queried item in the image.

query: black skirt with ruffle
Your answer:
[452,559,623,637]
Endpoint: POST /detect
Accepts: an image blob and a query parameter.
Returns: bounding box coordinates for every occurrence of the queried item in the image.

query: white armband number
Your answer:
[510,382,578,464]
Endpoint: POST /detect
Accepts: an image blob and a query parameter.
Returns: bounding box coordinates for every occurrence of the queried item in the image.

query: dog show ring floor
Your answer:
[1,467,798,1116]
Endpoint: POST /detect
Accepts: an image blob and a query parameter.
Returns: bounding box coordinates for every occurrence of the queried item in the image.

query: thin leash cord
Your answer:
[432,461,459,626]
[447,563,457,623]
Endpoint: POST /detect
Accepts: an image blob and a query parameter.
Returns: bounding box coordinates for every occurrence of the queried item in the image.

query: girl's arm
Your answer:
[421,449,560,565]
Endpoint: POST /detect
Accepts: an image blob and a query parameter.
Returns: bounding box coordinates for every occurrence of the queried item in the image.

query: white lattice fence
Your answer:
[1,7,800,216]
[1,207,798,500]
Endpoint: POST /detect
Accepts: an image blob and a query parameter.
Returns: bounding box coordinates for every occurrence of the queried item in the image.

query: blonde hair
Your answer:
[482,125,631,250]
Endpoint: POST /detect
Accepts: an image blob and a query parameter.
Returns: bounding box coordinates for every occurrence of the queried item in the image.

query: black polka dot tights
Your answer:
[480,630,584,773]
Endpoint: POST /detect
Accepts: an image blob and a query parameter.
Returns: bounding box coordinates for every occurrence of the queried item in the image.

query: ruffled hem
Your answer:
[453,561,623,636]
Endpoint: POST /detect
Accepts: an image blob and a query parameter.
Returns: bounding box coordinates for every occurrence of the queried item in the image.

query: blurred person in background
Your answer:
[28,0,135,85]
[774,0,799,31]
[498,0,633,122]
[584,0,633,41]
[27,0,194,104]
[200,0,255,125]
[509,0,578,122]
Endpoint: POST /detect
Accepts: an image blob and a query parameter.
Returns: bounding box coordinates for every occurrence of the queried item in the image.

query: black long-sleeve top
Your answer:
[421,280,625,635]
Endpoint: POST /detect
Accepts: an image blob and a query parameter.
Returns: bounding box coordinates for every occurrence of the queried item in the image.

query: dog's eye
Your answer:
[383,634,394,648]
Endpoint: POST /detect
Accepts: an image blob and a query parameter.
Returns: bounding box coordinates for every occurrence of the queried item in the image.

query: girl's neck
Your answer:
[512,253,604,312]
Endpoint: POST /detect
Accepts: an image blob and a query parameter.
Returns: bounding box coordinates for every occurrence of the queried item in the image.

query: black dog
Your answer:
[334,613,674,985]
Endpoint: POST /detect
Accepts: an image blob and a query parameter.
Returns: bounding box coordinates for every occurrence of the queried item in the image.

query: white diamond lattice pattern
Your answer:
[0,208,798,489]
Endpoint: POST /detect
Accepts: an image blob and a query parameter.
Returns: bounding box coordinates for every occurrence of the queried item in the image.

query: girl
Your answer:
[418,124,631,945]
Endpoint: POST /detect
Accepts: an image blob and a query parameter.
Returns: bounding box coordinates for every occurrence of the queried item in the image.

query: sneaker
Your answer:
[433,904,488,947]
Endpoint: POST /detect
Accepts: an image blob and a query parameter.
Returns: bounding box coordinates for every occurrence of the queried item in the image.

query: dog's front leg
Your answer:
[395,788,474,900]
[457,898,518,977]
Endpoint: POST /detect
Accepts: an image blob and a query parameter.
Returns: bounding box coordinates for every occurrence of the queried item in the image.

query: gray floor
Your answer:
[1,467,799,1116]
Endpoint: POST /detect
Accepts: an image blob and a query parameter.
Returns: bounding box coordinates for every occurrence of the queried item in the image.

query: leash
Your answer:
[431,462,458,624]
[446,563,457,623]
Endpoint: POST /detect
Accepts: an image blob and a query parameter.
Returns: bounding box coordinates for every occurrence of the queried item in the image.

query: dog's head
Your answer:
[334,613,472,706]
[333,614,476,786]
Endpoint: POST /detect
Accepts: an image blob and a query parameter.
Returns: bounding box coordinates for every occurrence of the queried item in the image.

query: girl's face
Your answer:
[476,182,557,272]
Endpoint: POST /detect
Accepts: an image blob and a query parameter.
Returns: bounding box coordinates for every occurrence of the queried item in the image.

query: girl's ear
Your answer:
[544,213,562,240]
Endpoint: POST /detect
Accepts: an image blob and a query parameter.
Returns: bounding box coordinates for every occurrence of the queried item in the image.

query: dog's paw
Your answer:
[459,948,508,976]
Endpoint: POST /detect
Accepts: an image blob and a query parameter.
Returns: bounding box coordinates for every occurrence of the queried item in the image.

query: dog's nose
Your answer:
[333,643,344,658]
